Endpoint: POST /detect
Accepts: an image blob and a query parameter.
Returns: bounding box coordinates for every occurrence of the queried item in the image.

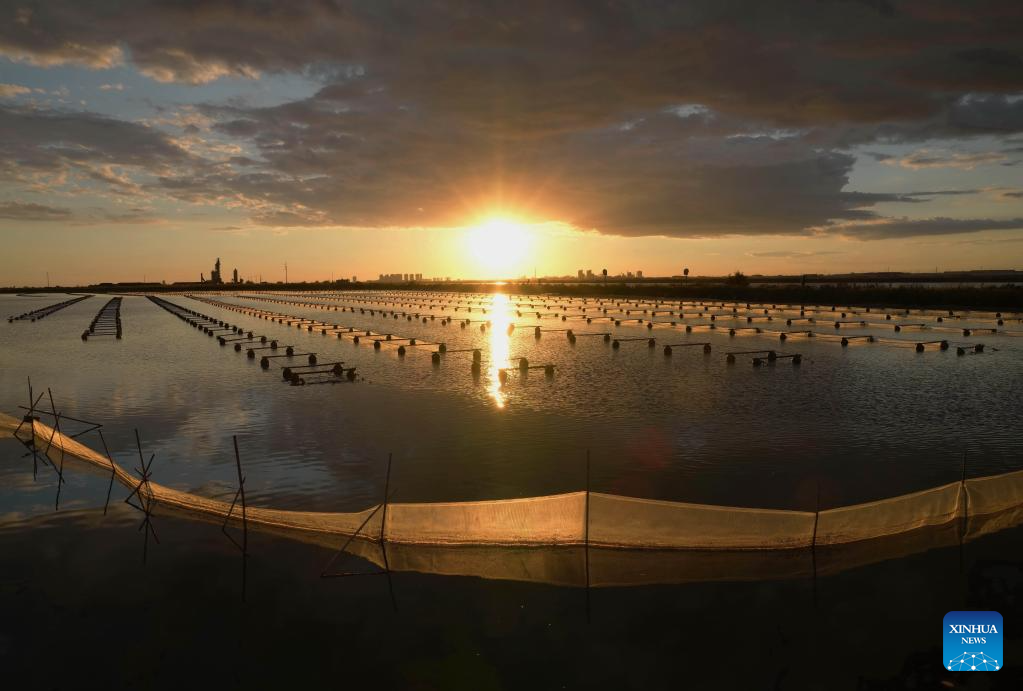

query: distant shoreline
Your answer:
[3,280,1022,311]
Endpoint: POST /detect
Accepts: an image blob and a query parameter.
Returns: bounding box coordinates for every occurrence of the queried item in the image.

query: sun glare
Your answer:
[466,218,531,277]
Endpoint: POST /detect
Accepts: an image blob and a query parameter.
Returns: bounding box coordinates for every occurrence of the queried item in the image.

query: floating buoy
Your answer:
[347,368,356,381]
[308,353,317,364]
[647,338,656,348]
[663,345,672,356]
[603,333,611,342]
[235,343,242,351]
[374,340,381,350]
[439,343,447,353]
[957,347,966,356]
[81,331,88,341]
[963,329,971,337]
[270,340,278,349]
[247,349,255,359]
[260,356,270,369]
[685,325,692,333]
[282,367,292,380]
[353,335,360,344]
[894,325,901,332]
[975,344,984,353]
[703,344,712,354]
[397,345,406,356]
[779,333,787,342]
[519,357,529,370]
[544,364,554,377]
[841,337,849,346]
[432,352,441,365]
[753,357,763,367]
[612,339,620,349]
[472,349,482,363]
[792,354,802,364]
[726,353,736,364]
[939,341,949,351]
[915,343,925,352]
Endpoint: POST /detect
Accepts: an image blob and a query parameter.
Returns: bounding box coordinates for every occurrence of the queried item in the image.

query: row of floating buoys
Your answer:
[9,294,92,322]
[189,295,441,358]
[231,290,1017,325]
[147,296,355,383]
[184,291,1011,373]
[81,297,123,340]
[215,291,1018,345]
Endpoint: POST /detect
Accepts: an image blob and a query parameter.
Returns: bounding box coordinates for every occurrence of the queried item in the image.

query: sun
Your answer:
[465,218,531,277]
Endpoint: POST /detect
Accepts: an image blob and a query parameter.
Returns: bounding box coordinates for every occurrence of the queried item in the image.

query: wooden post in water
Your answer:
[98,429,116,515]
[585,449,591,623]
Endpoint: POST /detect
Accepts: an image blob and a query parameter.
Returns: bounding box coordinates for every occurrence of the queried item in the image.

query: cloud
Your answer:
[0,201,72,220]
[0,83,32,98]
[824,217,1023,240]
[0,2,1022,239]
[98,83,125,91]
[746,250,847,258]
[892,150,1008,170]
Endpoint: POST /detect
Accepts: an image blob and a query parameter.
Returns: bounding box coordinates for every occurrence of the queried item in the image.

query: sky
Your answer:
[1,0,1022,285]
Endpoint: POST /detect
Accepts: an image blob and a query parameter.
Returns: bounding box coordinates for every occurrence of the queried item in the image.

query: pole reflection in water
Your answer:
[487,293,512,409]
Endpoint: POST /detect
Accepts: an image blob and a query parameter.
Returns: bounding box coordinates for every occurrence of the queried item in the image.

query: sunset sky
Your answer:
[1,1,1022,285]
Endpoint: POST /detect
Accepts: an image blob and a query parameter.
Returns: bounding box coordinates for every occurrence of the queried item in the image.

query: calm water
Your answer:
[2,291,1022,688]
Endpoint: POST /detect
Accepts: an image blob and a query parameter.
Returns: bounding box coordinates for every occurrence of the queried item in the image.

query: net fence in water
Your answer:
[4,413,1023,557]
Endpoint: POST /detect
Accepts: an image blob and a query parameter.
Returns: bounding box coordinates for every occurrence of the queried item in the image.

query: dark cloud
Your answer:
[0,104,192,183]
[0,200,156,224]
[1,1,1022,237]
[0,201,71,220]
[746,250,847,258]
[830,217,1023,240]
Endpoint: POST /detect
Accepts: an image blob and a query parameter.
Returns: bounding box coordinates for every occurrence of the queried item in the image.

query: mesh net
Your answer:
[4,414,1023,562]
[815,482,964,546]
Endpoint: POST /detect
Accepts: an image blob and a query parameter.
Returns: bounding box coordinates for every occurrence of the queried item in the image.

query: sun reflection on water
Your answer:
[487,293,513,408]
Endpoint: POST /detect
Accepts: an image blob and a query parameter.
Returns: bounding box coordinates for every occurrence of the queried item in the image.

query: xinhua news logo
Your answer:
[943,611,1002,672]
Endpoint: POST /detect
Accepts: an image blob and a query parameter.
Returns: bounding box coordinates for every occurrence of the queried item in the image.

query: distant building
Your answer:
[232,268,239,284]
[202,257,225,284]
[637,270,643,278]
[586,269,594,278]
[578,269,585,278]
[415,273,422,281]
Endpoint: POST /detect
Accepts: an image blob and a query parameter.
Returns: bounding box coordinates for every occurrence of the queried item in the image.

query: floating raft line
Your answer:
[753,353,802,366]
[82,297,122,340]
[148,296,344,383]
[777,330,813,341]
[9,295,91,322]
[662,342,712,355]
[190,294,432,353]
